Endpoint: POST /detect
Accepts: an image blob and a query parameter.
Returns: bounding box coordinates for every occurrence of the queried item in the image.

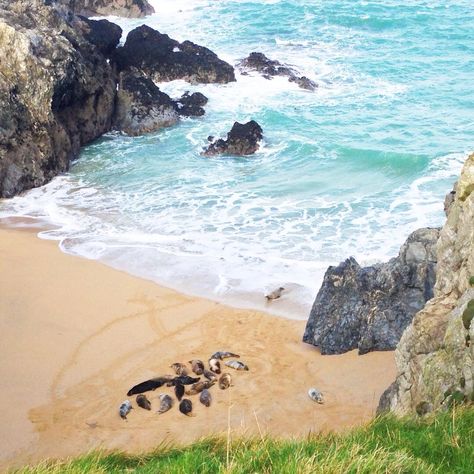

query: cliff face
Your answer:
[0,0,117,198]
[380,153,474,415]
[56,0,155,18]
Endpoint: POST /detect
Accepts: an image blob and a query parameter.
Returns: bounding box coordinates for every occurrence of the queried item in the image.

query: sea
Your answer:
[1,0,472,319]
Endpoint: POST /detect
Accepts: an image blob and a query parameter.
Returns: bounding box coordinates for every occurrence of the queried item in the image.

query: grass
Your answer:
[15,406,474,474]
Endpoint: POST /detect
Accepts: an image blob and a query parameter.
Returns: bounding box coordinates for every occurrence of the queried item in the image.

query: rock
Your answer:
[238,52,317,91]
[76,16,122,57]
[0,0,116,198]
[203,121,263,156]
[175,92,208,117]
[379,153,474,415]
[114,68,179,136]
[444,182,457,216]
[303,227,440,355]
[113,25,236,84]
[56,0,154,18]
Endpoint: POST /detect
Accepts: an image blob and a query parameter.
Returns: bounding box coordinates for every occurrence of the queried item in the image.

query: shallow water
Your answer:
[1,0,472,318]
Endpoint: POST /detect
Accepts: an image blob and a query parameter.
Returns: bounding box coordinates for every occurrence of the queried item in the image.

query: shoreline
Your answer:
[0,226,396,470]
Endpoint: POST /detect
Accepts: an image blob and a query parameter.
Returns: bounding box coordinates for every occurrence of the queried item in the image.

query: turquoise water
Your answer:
[1,0,472,318]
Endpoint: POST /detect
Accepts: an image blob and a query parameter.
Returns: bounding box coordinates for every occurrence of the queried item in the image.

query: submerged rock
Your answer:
[238,52,317,91]
[175,92,208,117]
[203,121,263,156]
[303,227,440,355]
[114,25,236,84]
[114,69,179,136]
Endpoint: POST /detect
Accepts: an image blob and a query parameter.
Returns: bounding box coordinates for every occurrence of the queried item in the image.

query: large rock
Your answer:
[114,25,236,84]
[75,16,122,57]
[379,153,474,415]
[303,227,440,355]
[203,121,263,156]
[114,69,179,136]
[0,0,116,198]
[54,0,154,18]
[238,52,317,91]
[175,92,208,117]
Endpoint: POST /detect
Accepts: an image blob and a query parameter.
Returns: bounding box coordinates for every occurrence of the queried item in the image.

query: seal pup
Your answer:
[218,373,232,390]
[179,398,194,416]
[200,389,212,407]
[157,394,174,414]
[209,358,221,374]
[127,375,174,396]
[168,375,200,386]
[136,394,151,410]
[119,400,133,420]
[203,369,218,382]
[189,359,205,375]
[265,287,285,301]
[308,388,324,404]
[210,351,240,360]
[225,360,249,371]
[175,383,185,401]
[170,363,189,376]
[185,380,215,396]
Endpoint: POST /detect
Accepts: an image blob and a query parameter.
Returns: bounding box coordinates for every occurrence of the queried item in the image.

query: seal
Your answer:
[157,394,174,414]
[200,389,212,407]
[209,358,221,374]
[308,388,324,404]
[189,359,205,375]
[170,363,189,376]
[119,400,133,420]
[185,380,215,395]
[218,373,232,390]
[179,398,194,416]
[168,375,201,386]
[225,360,249,371]
[136,394,151,410]
[203,369,218,382]
[127,375,174,396]
[265,287,285,300]
[174,383,185,401]
[210,351,240,360]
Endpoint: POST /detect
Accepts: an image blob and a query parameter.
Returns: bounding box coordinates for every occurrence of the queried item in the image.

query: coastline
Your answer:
[0,226,396,470]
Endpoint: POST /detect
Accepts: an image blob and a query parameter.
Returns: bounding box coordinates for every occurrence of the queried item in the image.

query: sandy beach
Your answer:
[0,226,396,470]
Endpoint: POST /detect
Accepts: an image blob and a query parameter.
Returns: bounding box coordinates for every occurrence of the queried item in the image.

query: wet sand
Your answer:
[0,227,396,470]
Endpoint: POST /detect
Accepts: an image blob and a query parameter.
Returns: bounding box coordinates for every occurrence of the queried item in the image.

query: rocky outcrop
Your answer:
[0,0,116,198]
[76,16,122,56]
[203,121,263,156]
[238,52,317,91]
[114,25,236,84]
[114,69,179,136]
[55,0,154,18]
[378,153,474,415]
[303,228,440,355]
[175,92,208,117]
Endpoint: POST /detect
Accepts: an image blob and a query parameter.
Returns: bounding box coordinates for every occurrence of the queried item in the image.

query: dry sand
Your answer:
[0,226,396,470]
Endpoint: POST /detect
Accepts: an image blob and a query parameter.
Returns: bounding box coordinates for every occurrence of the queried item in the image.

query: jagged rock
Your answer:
[444,182,457,216]
[114,25,236,84]
[114,69,179,136]
[238,52,317,91]
[379,153,474,415]
[303,227,440,355]
[54,0,154,18]
[175,92,208,117]
[0,0,116,198]
[76,16,122,57]
[203,121,263,156]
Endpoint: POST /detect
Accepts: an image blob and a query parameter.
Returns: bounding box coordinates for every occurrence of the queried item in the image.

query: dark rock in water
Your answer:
[114,68,179,136]
[0,0,116,198]
[76,16,122,57]
[203,121,263,156]
[238,52,317,91]
[57,0,155,18]
[303,227,440,355]
[175,92,208,117]
[114,25,236,84]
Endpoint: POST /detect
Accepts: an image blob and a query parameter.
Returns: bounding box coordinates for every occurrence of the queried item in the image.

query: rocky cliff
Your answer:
[379,153,474,415]
[54,0,154,18]
[303,228,439,355]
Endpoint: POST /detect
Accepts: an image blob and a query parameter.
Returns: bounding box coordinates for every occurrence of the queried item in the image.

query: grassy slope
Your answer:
[17,407,474,474]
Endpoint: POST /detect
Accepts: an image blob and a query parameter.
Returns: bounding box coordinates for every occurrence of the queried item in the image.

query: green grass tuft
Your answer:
[462,301,474,330]
[469,276,474,286]
[14,407,474,474]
